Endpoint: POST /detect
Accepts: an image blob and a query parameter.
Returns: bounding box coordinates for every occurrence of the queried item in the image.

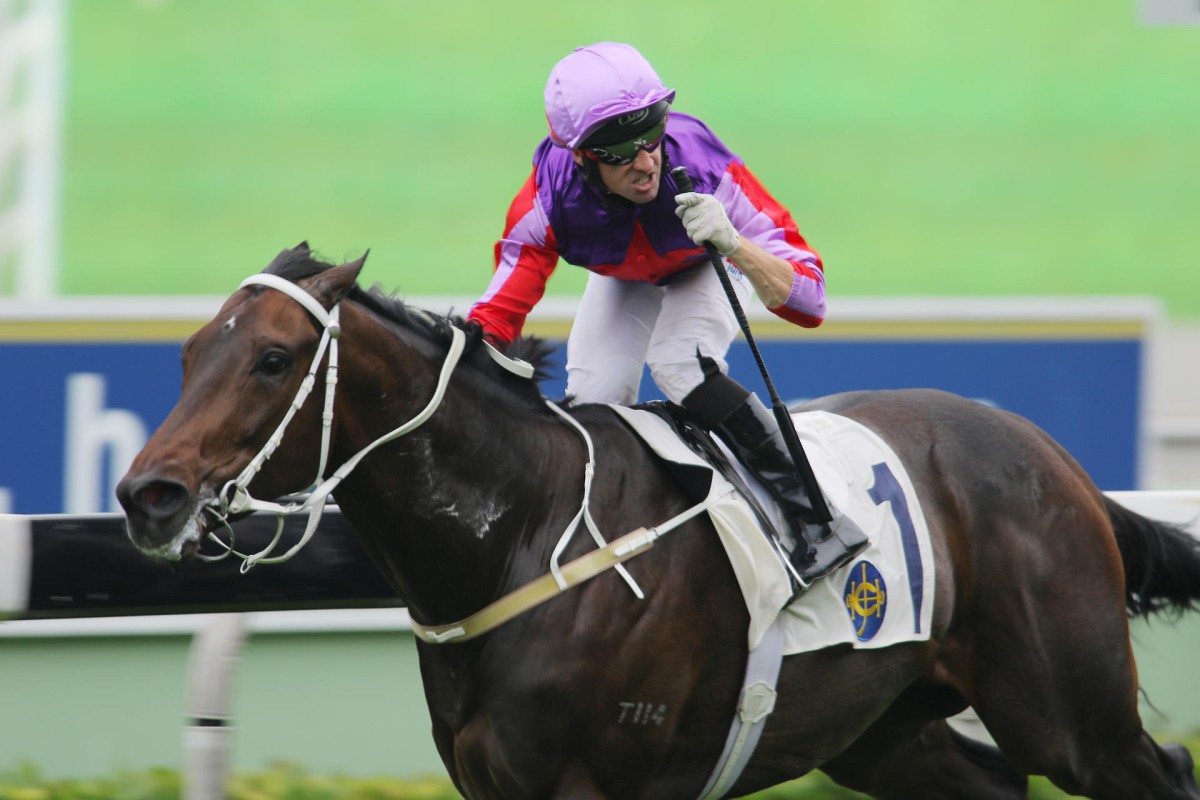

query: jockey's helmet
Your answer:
[544,42,676,151]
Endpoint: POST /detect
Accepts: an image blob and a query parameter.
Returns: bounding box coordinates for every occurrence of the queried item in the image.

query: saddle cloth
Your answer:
[609,405,936,656]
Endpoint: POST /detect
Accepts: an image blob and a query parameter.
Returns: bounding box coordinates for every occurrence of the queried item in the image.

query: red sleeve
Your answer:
[728,164,820,260]
[725,164,826,328]
[467,171,560,345]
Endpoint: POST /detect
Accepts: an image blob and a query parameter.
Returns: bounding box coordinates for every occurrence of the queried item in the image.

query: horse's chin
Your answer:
[126,513,206,562]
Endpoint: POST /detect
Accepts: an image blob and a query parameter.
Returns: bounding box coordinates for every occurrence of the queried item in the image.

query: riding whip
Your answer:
[670,165,831,524]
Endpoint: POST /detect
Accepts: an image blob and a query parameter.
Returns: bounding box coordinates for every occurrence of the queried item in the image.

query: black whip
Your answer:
[671,165,831,523]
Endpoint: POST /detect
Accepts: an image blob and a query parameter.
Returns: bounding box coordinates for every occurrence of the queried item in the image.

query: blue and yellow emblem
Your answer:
[844,560,887,641]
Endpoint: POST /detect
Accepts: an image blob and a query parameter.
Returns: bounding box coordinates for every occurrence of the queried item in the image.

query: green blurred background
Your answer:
[56,0,1200,317]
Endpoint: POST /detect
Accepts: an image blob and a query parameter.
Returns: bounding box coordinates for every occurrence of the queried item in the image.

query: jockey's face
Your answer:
[574,147,662,205]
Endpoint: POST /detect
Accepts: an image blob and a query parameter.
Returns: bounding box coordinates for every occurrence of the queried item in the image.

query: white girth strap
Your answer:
[697,616,786,800]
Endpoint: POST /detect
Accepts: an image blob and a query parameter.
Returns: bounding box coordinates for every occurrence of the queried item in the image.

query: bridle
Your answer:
[199,274,656,601]
[201,273,529,570]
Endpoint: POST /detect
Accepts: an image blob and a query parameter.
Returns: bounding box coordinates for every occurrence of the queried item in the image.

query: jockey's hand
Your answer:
[462,319,489,352]
[675,192,741,256]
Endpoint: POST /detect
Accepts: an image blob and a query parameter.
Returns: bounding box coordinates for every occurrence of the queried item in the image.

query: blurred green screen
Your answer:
[57,0,1200,318]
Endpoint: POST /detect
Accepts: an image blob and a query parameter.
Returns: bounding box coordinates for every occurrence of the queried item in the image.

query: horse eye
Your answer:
[256,350,292,376]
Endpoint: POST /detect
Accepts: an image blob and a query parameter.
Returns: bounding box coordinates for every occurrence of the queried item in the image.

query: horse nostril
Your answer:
[117,475,191,521]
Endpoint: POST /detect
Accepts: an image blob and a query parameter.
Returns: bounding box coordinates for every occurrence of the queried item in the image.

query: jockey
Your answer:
[467,42,866,586]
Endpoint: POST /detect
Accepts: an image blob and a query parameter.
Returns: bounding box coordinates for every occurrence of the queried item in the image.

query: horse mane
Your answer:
[262,245,559,404]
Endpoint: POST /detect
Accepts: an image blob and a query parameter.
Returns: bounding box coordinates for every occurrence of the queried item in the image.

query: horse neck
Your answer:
[325,309,586,624]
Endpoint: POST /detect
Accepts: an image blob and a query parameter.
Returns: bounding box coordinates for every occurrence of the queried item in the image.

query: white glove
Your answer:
[674,192,741,256]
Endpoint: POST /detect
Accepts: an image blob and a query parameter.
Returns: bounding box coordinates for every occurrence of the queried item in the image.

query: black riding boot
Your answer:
[682,361,868,586]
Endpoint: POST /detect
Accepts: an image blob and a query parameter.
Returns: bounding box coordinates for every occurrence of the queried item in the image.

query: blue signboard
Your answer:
[535,337,1141,493]
[0,322,1144,514]
[0,343,182,514]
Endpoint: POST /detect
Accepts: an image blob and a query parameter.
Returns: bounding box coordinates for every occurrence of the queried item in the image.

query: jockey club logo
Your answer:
[844,560,887,641]
[617,108,649,127]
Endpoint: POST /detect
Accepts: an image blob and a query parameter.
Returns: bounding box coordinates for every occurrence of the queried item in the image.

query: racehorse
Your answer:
[117,244,1200,800]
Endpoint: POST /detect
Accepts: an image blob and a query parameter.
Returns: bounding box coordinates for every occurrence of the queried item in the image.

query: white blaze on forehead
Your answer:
[222,315,237,332]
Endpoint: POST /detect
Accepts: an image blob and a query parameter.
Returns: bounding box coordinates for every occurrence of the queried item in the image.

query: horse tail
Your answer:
[1105,495,1200,620]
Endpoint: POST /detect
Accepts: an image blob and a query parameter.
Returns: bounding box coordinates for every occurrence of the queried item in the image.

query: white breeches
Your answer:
[566,262,751,405]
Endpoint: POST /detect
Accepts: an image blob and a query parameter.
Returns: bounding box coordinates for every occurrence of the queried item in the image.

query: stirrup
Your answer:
[790,515,870,585]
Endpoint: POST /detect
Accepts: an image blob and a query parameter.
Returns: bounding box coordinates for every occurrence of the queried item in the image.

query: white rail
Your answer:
[0,0,64,298]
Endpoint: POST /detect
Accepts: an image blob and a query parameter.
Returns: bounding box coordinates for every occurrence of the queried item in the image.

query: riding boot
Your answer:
[681,360,869,587]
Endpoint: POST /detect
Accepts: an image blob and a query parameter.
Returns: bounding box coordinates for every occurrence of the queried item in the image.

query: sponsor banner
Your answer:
[0,299,1150,513]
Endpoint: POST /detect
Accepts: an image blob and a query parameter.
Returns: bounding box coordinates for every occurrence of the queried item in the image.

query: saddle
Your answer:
[631,401,803,598]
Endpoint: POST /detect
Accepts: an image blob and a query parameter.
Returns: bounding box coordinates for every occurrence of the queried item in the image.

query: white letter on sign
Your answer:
[64,373,148,513]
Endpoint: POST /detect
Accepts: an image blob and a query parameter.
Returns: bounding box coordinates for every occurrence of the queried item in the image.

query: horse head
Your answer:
[116,243,365,560]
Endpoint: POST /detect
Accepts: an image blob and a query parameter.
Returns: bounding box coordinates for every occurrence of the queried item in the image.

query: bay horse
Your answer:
[117,244,1200,800]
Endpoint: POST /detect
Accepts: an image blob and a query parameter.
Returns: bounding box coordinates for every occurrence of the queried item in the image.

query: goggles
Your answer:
[581,116,668,166]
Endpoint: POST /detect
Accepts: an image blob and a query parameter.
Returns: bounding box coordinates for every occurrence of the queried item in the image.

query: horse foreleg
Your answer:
[822,715,1028,800]
[815,683,1027,800]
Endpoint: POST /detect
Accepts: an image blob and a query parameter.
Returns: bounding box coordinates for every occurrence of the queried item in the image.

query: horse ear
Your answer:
[304,250,368,309]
